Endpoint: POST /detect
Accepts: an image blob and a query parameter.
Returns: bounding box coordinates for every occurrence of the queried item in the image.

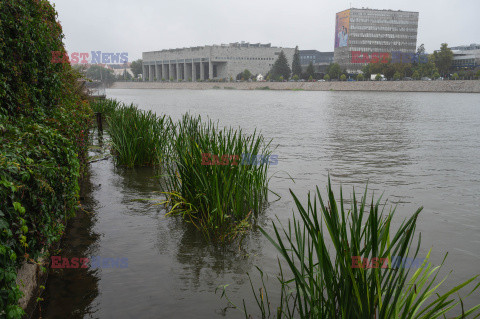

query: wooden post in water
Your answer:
[96,112,103,131]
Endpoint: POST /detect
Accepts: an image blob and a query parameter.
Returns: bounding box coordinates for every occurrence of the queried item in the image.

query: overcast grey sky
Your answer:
[50,0,479,61]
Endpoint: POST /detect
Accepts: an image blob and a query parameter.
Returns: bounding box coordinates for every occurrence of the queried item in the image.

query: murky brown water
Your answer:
[36,90,480,318]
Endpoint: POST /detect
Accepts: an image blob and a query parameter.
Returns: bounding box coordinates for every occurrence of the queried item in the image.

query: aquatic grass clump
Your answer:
[107,104,170,167]
[90,98,122,118]
[163,113,273,242]
[219,179,480,318]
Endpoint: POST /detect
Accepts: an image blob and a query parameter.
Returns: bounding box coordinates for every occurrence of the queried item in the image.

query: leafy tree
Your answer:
[412,70,420,80]
[417,44,426,56]
[434,43,453,77]
[306,62,315,80]
[308,75,313,81]
[375,74,382,81]
[324,74,330,81]
[292,46,302,77]
[279,75,284,82]
[476,70,480,79]
[130,59,143,78]
[361,65,371,79]
[357,73,364,81]
[393,72,402,81]
[270,51,291,80]
[292,75,299,81]
[433,72,440,79]
[452,73,459,80]
[340,74,346,81]
[85,65,116,85]
[327,63,341,79]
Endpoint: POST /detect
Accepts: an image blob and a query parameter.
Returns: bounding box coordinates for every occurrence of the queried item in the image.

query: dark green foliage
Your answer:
[305,62,315,80]
[292,46,302,77]
[270,51,291,81]
[327,63,341,79]
[0,0,92,316]
[85,65,116,85]
[434,43,453,77]
[130,59,143,78]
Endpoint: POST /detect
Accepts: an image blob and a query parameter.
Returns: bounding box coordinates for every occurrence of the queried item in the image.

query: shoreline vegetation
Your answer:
[109,80,480,93]
[91,99,273,243]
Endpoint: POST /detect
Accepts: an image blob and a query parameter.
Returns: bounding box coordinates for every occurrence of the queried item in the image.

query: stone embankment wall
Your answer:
[110,81,480,93]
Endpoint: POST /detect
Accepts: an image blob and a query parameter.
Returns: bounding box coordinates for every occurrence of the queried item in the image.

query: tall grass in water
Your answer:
[219,179,480,318]
[107,104,170,167]
[162,113,273,242]
[90,98,122,118]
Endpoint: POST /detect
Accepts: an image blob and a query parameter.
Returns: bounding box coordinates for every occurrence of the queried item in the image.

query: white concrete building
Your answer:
[142,42,295,81]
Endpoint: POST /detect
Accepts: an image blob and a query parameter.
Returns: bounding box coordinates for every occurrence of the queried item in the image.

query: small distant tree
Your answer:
[188,77,192,82]
[357,73,364,81]
[393,72,402,81]
[306,62,315,79]
[170,76,174,81]
[327,63,341,79]
[340,74,346,81]
[324,74,330,81]
[308,75,313,81]
[434,43,454,77]
[476,70,480,79]
[412,71,420,80]
[270,51,291,80]
[292,46,302,78]
[279,75,284,82]
[266,74,271,81]
[243,69,252,80]
[130,59,143,78]
[230,76,233,82]
[375,74,382,81]
[161,77,165,81]
[432,72,440,79]
[452,73,459,80]
[292,75,299,81]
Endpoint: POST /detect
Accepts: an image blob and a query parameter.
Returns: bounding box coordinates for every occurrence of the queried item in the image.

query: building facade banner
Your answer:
[335,10,350,48]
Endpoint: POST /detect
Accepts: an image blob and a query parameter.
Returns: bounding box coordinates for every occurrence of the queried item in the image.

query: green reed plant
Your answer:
[90,98,122,118]
[107,104,170,167]
[219,179,480,318]
[162,113,273,242]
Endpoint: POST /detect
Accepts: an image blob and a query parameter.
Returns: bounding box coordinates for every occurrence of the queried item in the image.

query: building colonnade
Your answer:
[143,59,215,81]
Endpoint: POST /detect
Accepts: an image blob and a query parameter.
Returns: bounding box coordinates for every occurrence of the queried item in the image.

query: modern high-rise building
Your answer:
[333,8,419,72]
[142,42,294,81]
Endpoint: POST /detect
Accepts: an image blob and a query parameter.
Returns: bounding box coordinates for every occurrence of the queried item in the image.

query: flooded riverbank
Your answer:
[37,90,480,317]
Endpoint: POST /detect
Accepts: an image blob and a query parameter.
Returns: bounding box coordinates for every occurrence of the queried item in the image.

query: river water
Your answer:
[37,89,480,318]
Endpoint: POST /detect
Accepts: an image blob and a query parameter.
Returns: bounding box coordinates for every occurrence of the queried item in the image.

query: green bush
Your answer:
[340,74,346,81]
[393,71,403,80]
[324,74,330,81]
[452,73,459,80]
[375,73,382,81]
[357,73,364,81]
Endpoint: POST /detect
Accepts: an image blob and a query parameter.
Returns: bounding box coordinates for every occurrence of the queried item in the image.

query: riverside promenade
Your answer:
[110,80,480,93]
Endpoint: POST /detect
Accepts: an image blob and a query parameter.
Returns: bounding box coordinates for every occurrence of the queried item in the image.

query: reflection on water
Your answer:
[37,90,480,318]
